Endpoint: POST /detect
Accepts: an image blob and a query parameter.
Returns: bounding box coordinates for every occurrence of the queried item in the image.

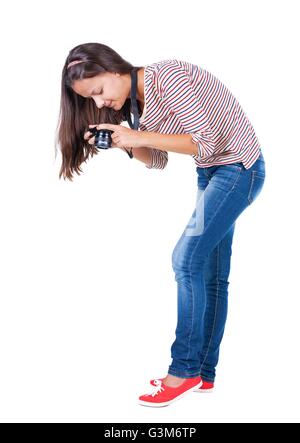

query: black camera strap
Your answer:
[128,67,140,130]
[123,67,140,158]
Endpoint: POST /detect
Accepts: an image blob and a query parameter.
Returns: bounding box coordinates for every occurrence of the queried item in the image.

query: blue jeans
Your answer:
[168,152,266,382]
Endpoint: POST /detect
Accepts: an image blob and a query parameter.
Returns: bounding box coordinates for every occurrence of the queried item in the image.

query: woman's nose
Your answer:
[93,97,105,109]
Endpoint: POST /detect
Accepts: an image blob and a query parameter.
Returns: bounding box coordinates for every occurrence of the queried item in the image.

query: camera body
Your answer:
[87,127,113,149]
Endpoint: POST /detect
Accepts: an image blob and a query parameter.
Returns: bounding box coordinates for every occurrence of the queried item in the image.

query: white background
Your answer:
[0,0,299,423]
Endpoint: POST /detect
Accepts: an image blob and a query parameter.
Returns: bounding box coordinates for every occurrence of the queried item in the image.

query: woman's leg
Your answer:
[167,155,266,381]
[199,222,235,382]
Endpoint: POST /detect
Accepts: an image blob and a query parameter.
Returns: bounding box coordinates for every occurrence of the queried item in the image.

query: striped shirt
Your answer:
[138,59,261,170]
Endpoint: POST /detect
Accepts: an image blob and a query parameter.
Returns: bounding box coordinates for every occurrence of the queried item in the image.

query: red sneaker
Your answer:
[150,378,214,393]
[194,380,214,393]
[139,377,203,407]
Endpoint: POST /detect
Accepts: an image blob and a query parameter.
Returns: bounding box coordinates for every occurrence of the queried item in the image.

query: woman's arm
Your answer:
[142,132,198,156]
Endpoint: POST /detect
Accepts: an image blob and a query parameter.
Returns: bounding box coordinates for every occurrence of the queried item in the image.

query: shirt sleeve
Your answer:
[145,148,168,169]
[156,62,216,159]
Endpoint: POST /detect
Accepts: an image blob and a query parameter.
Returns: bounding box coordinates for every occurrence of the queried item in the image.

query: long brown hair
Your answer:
[55,42,143,181]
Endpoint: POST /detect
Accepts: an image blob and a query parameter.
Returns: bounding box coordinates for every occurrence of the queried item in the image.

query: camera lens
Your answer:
[94,129,113,149]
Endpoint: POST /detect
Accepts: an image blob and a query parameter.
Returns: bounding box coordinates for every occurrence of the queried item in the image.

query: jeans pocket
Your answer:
[209,163,243,192]
[247,171,265,205]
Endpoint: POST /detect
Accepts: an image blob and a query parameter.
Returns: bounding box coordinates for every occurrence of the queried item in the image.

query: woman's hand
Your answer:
[85,124,145,149]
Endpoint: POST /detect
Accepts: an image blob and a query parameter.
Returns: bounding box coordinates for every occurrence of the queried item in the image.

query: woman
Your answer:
[56,42,266,407]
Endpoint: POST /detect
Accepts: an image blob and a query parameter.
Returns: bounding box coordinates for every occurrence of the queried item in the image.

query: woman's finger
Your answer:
[84,131,92,140]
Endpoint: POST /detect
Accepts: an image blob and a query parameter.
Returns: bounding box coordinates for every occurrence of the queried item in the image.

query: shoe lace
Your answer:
[148,379,165,397]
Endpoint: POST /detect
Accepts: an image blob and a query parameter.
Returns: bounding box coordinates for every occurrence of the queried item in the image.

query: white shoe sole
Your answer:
[139,381,203,407]
[193,387,214,393]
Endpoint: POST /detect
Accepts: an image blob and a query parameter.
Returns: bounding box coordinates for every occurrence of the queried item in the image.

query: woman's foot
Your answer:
[150,376,213,392]
[162,374,186,387]
[139,376,203,407]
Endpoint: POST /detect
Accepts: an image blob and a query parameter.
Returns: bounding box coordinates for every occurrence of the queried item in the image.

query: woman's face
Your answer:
[72,72,130,111]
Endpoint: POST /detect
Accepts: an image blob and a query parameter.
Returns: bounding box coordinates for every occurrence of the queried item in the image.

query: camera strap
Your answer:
[127,67,140,130]
[122,68,141,159]
[87,68,140,158]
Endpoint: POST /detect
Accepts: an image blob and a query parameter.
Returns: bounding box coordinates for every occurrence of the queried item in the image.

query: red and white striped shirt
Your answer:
[139,59,261,170]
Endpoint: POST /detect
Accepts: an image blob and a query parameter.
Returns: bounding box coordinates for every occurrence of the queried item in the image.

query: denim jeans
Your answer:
[168,152,266,382]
